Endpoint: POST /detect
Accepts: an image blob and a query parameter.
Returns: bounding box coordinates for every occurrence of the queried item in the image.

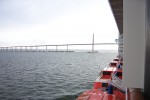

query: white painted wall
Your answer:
[123,0,145,89]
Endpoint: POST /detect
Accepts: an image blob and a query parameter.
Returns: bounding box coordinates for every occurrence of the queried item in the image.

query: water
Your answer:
[0,51,117,100]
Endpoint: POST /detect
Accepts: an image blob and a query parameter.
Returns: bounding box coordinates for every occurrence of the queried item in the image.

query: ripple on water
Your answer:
[0,51,117,100]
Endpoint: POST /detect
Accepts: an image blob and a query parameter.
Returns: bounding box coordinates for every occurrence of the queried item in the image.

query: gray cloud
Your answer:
[0,0,90,28]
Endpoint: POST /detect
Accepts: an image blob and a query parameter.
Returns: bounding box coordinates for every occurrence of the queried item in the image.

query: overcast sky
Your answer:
[0,0,118,49]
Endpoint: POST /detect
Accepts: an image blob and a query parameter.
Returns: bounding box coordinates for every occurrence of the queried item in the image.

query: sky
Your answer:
[0,0,119,50]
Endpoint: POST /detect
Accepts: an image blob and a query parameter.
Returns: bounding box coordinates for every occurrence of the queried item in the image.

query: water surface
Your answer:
[0,51,117,100]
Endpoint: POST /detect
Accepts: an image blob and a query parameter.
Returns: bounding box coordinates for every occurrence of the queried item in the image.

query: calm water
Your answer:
[0,51,117,100]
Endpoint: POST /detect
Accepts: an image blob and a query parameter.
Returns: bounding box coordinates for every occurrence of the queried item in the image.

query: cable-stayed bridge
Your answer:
[0,43,117,52]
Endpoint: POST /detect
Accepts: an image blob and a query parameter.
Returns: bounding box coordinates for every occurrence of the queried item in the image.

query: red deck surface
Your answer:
[77,89,125,100]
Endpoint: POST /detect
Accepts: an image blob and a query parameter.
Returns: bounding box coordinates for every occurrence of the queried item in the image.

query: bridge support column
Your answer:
[92,33,94,53]
[67,45,68,52]
[36,46,38,52]
[46,46,47,52]
[20,47,22,52]
[24,47,26,52]
[30,46,32,52]
[56,46,58,51]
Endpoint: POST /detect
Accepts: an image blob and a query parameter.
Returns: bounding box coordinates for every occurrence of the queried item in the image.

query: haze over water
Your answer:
[0,51,117,100]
